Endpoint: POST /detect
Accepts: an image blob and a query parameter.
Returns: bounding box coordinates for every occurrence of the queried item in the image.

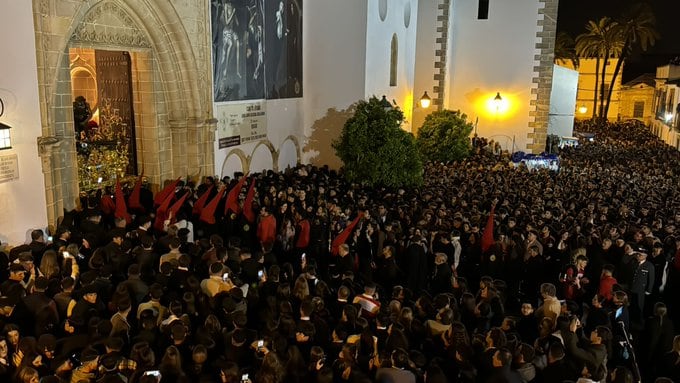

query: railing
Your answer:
[487,134,516,153]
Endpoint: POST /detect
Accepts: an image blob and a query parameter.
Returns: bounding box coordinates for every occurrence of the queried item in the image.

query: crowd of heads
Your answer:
[1,119,680,383]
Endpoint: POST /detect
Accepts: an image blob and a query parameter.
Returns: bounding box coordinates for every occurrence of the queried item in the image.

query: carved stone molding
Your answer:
[37,135,62,156]
[71,1,151,48]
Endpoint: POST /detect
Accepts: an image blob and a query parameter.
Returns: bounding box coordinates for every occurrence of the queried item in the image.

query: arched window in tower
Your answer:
[478,0,489,19]
[390,33,398,87]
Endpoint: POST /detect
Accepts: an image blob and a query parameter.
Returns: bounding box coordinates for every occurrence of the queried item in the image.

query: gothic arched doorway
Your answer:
[33,0,215,226]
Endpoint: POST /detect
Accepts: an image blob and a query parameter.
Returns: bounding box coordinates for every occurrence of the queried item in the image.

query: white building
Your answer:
[651,63,680,150]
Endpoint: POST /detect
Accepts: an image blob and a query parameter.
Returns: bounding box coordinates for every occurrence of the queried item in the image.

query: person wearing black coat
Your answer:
[404,236,428,294]
[377,246,400,292]
[630,251,655,328]
[487,347,523,383]
[539,342,580,383]
[561,320,610,382]
[430,253,452,296]
[657,336,680,382]
[644,302,675,375]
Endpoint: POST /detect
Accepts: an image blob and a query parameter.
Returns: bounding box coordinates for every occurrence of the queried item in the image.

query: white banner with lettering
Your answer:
[216,100,267,149]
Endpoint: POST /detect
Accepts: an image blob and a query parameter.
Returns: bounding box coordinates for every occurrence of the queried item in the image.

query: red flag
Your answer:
[128,175,143,211]
[114,180,131,224]
[331,212,364,255]
[200,189,226,225]
[243,178,257,223]
[167,191,190,224]
[481,204,496,253]
[153,192,175,231]
[192,186,214,216]
[154,177,181,206]
[224,175,248,215]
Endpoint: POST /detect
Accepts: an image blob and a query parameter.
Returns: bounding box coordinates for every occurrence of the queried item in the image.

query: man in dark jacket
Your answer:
[561,319,610,382]
[631,250,655,327]
[540,342,579,383]
[377,245,400,291]
[430,252,452,295]
[22,276,59,336]
[487,347,523,383]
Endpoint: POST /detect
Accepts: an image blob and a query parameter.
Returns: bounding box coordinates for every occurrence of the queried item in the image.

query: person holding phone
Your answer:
[200,262,234,298]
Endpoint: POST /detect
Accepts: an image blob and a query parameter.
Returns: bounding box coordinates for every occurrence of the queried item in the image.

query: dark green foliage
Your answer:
[332,97,423,188]
[416,109,473,163]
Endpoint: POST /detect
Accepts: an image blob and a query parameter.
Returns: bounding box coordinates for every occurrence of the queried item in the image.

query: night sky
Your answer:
[557,0,680,82]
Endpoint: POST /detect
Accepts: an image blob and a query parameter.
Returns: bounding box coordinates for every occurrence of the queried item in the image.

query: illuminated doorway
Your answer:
[70,49,138,191]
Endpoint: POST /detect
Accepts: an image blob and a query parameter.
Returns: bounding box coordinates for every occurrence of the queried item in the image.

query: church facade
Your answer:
[0,0,557,244]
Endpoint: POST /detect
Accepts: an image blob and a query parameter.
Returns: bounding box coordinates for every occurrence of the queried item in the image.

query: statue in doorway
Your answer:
[73,96,91,136]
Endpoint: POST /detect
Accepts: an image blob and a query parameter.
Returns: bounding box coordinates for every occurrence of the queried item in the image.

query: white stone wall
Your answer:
[365,0,419,132]
[549,65,578,138]
[215,0,370,176]
[446,0,554,153]
[0,0,49,245]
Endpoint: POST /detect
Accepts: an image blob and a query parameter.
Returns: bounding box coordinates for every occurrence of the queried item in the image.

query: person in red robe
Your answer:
[257,206,277,249]
[294,210,311,252]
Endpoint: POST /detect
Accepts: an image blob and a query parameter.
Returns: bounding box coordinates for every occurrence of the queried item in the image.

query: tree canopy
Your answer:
[416,109,473,163]
[332,97,423,188]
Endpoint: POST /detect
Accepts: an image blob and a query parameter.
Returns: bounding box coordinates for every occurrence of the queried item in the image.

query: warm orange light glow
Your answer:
[485,92,510,115]
[578,105,588,114]
[419,91,431,109]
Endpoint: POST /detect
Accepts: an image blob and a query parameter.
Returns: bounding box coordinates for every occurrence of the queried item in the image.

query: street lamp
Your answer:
[493,92,503,111]
[419,91,431,109]
[578,105,588,114]
[665,112,673,123]
[380,95,393,111]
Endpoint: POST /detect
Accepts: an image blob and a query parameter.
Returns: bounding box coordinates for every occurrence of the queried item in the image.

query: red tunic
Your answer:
[257,215,277,246]
[295,219,311,249]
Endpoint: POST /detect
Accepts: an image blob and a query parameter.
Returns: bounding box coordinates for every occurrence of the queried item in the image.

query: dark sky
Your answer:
[557,0,680,82]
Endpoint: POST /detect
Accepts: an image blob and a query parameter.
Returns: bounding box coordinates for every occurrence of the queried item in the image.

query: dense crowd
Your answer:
[1,120,680,383]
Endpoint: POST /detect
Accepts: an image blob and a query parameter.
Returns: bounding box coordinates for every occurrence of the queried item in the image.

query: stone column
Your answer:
[527,0,559,153]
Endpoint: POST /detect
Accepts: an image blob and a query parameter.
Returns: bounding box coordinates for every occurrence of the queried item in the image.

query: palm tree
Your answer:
[554,32,579,69]
[603,3,659,119]
[576,17,622,120]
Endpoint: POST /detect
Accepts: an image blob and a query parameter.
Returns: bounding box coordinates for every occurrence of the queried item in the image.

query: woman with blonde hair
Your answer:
[292,275,309,302]
[39,250,60,281]
[561,253,589,301]
[16,366,39,383]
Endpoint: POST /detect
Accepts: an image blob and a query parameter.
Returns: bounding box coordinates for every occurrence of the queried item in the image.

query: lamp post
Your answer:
[419,91,431,109]
[380,95,393,111]
[493,92,503,112]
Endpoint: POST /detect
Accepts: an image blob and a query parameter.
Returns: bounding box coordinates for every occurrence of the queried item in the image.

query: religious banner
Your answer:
[211,0,302,102]
[216,100,267,148]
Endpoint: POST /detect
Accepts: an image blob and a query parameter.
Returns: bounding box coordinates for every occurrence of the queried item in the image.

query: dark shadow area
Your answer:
[303,106,354,169]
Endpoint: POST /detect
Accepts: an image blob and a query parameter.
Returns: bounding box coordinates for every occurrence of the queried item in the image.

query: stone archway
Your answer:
[33,0,215,225]
[278,135,302,169]
[250,140,278,172]
[220,148,249,178]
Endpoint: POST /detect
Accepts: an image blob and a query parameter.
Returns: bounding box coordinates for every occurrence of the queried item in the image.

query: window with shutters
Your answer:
[633,101,644,118]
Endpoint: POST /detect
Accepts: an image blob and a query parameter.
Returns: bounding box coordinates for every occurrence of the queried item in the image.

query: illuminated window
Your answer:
[0,124,11,150]
[478,0,489,19]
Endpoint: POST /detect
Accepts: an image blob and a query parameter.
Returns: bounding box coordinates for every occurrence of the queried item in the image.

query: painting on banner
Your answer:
[211,0,302,102]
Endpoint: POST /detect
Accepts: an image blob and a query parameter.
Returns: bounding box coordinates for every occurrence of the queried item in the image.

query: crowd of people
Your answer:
[1,120,680,383]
